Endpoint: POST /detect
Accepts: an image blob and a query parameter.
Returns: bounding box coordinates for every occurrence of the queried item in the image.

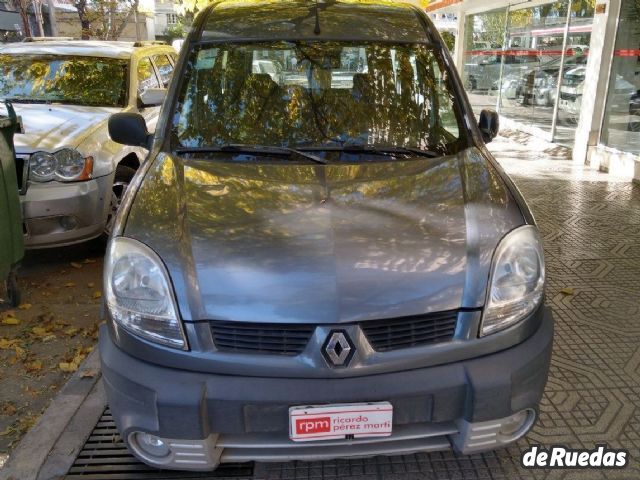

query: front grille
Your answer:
[211,321,315,355]
[15,155,28,194]
[361,311,458,352]
[211,311,458,356]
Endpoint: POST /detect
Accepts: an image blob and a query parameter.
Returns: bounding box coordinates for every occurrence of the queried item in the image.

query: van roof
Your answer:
[200,0,430,43]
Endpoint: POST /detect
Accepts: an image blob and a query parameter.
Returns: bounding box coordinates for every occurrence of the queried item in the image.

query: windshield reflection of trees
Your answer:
[173,41,462,153]
[199,1,430,43]
[0,55,127,107]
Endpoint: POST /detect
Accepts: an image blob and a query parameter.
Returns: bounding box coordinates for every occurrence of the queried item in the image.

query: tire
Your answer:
[102,164,137,241]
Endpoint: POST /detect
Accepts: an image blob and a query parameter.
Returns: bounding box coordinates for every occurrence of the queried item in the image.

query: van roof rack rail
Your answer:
[133,41,168,47]
[22,36,76,42]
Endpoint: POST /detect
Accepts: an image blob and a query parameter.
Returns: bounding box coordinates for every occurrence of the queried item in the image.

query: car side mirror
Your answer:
[109,113,152,148]
[138,88,167,107]
[478,109,499,143]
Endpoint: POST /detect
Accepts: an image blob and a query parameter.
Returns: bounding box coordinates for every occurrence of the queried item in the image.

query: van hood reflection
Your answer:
[123,148,524,323]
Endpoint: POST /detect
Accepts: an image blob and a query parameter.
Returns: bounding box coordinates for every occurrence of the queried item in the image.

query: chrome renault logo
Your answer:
[322,330,355,367]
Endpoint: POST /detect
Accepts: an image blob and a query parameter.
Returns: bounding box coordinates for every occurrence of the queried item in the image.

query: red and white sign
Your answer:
[289,403,393,442]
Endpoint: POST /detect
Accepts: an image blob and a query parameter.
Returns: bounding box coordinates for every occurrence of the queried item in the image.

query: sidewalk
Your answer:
[3,132,640,480]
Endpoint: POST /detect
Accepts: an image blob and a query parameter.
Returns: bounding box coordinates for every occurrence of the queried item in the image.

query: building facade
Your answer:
[430,0,640,183]
[153,0,181,41]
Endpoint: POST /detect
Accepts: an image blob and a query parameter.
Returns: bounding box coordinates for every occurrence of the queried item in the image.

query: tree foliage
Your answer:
[165,21,186,41]
[73,0,140,40]
[440,31,455,52]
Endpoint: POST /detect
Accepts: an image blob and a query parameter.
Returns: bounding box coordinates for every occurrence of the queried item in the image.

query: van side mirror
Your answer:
[478,109,499,143]
[139,88,167,107]
[109,113,152,148]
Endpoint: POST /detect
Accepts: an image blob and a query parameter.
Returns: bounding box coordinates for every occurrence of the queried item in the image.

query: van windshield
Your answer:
[172,41,465,155]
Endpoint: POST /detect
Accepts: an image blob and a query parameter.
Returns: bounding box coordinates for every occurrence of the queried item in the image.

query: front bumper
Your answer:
[20,175,111,248]
[100,308,553,470]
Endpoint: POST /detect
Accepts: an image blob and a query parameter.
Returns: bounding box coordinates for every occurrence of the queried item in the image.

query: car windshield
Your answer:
[0,54,128,107]
[172,41,465,156]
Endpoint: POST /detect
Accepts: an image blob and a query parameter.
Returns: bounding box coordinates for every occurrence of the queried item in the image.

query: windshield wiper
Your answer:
[300,144,440,158]
[176,144,327,164]
[344,145,439,158]
[3,97,53,104]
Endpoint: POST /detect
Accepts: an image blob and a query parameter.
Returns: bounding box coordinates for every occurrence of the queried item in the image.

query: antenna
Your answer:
[314,0,321,35]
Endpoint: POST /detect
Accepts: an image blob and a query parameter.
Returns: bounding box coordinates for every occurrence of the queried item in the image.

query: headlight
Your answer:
[55,148,93,181]
[104,237,187,349]
[29,148,93,182]
[29,151,57,181]
[481,226,545,336]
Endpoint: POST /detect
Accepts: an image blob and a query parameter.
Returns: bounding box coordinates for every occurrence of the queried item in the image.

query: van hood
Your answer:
[9,103,119,153]
[123,148,524,323]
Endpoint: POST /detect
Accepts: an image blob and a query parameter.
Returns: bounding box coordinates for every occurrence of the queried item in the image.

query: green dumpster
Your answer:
[0,103,23,307]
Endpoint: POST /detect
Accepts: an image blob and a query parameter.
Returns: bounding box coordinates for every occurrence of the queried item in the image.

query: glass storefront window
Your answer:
[498,2,571,138]
[462,1,594,146]
[463,8,507,117]
[600,0,640,155]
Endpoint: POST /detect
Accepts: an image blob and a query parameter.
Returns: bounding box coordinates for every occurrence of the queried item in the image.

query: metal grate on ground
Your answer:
[64,409,254,480]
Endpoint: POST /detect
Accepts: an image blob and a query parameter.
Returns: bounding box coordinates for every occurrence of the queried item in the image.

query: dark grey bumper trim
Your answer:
[101,307,552,428]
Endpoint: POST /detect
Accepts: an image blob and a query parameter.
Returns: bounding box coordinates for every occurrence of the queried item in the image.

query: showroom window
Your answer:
[462,1,594,146]
[600,0,640,155]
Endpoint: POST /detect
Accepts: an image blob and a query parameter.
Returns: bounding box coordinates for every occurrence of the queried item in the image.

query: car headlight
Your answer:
[104,237,187,349]
[29,151,57,181]
[55,148,93,181]
[481,226,545,336]
[29,148,93,182]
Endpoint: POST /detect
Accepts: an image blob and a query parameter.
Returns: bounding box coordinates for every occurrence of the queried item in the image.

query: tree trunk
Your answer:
[9,0,32,37]
[32,0,45,36]
[112,0,139,40]
[74,0,91,39]
[80,17,91,39]
[18,9,31,37]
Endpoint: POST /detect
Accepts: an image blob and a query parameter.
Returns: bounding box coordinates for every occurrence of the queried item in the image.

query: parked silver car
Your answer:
[100,0,553,471]
[0,40,176,248]
[465,49,541,91]
[560,65,637,122]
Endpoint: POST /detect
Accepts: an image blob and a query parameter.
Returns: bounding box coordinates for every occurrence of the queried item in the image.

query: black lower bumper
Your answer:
[100,308,553,467]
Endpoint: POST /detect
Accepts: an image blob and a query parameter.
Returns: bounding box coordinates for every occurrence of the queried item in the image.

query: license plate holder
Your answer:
[289,402,393,442]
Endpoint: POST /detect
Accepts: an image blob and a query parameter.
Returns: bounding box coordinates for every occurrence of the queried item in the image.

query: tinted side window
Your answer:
[153,54,174,88]
[137,57,160,93]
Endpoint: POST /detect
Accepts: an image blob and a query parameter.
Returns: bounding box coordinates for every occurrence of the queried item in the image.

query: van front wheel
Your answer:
[104,165,136,239]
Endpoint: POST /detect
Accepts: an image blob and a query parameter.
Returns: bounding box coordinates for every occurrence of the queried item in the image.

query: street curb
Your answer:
[0,348,102,480]
[38,381,106,480]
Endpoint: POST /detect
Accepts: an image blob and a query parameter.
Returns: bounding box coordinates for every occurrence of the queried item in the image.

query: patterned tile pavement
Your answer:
[260,133,640,479]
